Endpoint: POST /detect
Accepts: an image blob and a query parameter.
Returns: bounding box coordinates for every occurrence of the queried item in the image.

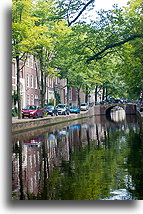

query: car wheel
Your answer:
[33,114,38,119]
[41,113,44,118]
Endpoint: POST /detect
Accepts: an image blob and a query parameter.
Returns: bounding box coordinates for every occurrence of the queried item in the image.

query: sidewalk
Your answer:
[12,108,94,133]
[12,111,87,123]
[12,116,19,122]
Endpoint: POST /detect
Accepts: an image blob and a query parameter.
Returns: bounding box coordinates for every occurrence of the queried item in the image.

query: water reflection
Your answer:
[110,109,126,122]
[12,111,143,200]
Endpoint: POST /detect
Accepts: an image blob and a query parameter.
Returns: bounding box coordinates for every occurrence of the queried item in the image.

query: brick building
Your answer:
[12,55,67,109]
[12,55,101,109]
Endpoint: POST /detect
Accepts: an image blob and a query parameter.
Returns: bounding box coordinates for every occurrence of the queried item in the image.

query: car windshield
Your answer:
[70,106,78,109]
[80,104,87,106]
[24,106,37,110]
[57,104,65,108]
[46,106,54,109]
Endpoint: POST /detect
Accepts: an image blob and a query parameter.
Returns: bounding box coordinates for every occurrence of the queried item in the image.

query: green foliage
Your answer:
[12,107,18,117]
[12,0,143,106]
[42,126,138,200]
[48,98,54,106]
[54,91,61,105]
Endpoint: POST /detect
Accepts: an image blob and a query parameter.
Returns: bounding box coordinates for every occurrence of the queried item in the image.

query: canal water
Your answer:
[12,110,143,200]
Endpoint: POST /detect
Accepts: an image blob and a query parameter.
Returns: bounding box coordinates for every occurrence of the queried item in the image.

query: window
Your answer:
[31,94,34,105]
[57,78,60,84]
[49,78,51,87]
[34,76,37,89]
[31,75,34,88]
[26,74,30,88]
[69,87,72,100]
[51,79,53,88]
[12,62,16,77]
[26,94,30,105]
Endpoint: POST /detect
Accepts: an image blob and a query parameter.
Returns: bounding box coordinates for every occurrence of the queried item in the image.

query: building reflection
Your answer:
[12,111,139,199]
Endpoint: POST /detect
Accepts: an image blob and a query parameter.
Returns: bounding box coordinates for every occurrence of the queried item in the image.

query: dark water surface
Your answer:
[12,110,143,200]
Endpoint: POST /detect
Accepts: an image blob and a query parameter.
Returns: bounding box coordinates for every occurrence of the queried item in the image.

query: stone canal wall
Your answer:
[12,107,143,137]
[12,107,95,134]
[137,111,143,143]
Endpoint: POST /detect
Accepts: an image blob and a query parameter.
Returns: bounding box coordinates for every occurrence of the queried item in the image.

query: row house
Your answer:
[12,55,101,109]
[68,87,101,106]
[12,55,67,109]
[12,56,40,108]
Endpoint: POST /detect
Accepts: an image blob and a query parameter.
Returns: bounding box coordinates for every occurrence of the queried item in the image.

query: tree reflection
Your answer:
[12,113,143,200]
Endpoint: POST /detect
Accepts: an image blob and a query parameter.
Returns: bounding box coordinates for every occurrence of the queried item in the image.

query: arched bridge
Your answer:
[94,103,137,115]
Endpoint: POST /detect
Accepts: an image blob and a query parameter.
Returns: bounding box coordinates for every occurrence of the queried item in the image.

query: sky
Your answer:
[82,0,129,23]
[95,0,129,10]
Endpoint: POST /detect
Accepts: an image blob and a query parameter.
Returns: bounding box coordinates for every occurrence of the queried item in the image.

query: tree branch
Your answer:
[68,0,94,26]
[86,34,143,63]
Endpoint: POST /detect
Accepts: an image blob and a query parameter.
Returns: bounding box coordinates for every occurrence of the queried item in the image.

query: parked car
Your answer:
[22,105,44,119]
[70,106,80,114]
[44,105,58,116]
[56,104,70,115]
[80,103,89,111]
[139,103,143,112]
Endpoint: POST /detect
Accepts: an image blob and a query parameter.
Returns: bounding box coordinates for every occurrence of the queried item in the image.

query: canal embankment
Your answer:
[12,107,95,134]
[136,111,143,142]
[12,106,143,138]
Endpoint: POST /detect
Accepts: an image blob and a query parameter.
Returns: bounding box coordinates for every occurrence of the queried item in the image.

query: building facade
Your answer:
[12,55,101,109]
[12,55,67,109]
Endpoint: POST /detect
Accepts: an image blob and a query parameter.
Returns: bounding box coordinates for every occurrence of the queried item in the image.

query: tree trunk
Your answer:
[66,78,69,105]
[85,86,89,103]
[105,87,108,101]
[16,55,22,119]
[77,88,81,107]
[39,49,46,108]
[95,86,98,105]
[102,86,105,101]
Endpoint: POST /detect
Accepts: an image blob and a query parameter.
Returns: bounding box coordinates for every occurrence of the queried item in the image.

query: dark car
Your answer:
[70,106,80,114]
[56,104,70,115]
[22,105,44,119]
[44,106,58,116]
[138,103,143,112]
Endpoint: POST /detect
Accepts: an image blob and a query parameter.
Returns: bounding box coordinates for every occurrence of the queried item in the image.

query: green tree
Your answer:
[32,0,72,107]
[12,0,46,118]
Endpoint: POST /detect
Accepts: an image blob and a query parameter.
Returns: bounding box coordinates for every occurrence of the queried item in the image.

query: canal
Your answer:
[12,110,143,200]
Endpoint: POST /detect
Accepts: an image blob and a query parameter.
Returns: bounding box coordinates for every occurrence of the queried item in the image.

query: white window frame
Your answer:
[35,76,37,89]
[31,94,34,105]
[26,94,30,105]
[31,75,34,88]
[26,73,30,88]
[69,87,72,100]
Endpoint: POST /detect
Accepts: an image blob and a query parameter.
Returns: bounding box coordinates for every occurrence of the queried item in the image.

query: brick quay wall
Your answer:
[12,107,95,134]
[137,111,143,143]
[12,107,143,141]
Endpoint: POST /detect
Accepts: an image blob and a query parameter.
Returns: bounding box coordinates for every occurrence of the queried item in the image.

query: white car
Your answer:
[80,103,89,111]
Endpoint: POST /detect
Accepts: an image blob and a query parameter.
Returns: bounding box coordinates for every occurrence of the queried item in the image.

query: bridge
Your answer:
[94,103,137,115]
